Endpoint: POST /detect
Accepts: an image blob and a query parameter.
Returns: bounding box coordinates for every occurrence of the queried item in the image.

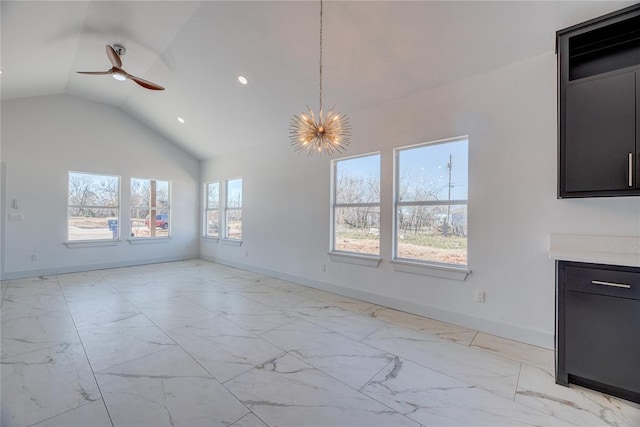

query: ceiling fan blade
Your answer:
[76,71,113,75]
[127,73,165,91]
[78,46,165,91]
[106,45,122,68]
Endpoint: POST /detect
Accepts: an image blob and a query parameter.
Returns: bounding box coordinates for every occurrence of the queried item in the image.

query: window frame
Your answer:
[129,177,171,239]
[67,171,121,242]
[224,177,243,241]
[330,151,381,259]
[204,181,220,239]
[393,136,469,271]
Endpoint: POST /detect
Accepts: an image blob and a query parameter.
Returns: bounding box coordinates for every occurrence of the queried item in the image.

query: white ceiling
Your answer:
[1,1,634,159]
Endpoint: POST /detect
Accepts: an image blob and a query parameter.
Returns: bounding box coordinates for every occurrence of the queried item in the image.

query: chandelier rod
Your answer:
[319,0,323,114]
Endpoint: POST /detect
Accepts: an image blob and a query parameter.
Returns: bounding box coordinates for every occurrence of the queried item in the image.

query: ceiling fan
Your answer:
[77,44,165,91]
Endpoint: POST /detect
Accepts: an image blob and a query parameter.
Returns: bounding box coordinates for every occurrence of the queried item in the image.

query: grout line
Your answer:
[513,362,523,402]
[24,401,98,427]
[468,330,480,347]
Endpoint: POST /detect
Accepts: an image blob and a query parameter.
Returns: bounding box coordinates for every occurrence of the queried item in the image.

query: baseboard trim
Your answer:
[202,255,554,349]
[2,255,198,280]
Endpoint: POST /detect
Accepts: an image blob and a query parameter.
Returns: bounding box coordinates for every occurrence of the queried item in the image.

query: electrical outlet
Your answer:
[31,253,39,261]
[475,290,486,303]
[9,213,24,221]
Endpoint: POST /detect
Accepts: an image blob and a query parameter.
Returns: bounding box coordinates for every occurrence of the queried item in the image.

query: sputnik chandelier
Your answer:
[289,0,351,157]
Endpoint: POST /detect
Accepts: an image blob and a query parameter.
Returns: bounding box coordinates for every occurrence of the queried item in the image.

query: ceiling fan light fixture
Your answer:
[112,72,127,81]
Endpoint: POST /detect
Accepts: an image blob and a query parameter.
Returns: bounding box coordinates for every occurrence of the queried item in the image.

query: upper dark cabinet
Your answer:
[557,4,640,198]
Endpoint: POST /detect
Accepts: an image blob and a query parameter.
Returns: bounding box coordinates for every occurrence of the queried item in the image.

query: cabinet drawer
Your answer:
[565,265,640,300]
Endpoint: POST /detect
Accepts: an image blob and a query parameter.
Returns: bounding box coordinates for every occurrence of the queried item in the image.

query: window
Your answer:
[68,172,120,241]
[332,153,381,256]
[225,178,242,240]
[394,137,468,267]
[130,178,170,238]
[204,182,220,238]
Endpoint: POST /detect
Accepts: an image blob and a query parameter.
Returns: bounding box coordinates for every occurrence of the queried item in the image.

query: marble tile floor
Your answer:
[1,260,639,427]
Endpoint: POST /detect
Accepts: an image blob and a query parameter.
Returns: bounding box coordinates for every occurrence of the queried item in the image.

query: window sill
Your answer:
[64,240,121,248]
[222,238,243,246]
[127,237,171,245]
[390,259,470,281]
[328,252,382,268]
[201,236,220,243]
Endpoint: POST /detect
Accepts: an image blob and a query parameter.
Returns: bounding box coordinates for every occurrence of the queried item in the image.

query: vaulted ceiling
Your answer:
[1,1,633,159]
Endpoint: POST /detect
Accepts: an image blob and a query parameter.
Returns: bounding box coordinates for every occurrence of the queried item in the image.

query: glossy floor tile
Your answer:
[225,353,420,427]
[363,323,522,399]
[362,356,567,426]
[95,346,249,427]
[2,259,640,427]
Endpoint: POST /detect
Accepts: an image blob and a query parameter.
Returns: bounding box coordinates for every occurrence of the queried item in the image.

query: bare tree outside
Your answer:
[69,173,97,216]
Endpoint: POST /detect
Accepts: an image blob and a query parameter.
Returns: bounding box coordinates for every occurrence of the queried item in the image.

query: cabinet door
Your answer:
[565,290,640,394]
[564,72,636,193]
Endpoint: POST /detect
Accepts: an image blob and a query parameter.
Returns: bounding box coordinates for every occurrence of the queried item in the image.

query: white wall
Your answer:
[201,51,640,349]
[1,94,200,278]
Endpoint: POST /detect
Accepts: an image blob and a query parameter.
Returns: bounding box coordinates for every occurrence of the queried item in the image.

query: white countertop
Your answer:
[549,234,640,267]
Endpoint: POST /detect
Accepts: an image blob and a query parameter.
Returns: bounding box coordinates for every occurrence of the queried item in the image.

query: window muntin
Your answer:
[205,182,220,238]
[225,178,242,240]
[332,153,381,256]
[130,178,170,238]
[68,172,120,241]
[395,137,468,266]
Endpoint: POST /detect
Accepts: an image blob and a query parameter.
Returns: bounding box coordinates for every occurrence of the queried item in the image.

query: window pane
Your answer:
[69,172,119,208]
[206,210,219,237]
[206,182,219,209]
[334,207,380,255]
[398,139,468,202]
[68,208,119,241]
[130,209,170,238]
[155,180,170,208]
[130,178,150,207]
[336,154,380,204]
[226,209,242,239]
[227,179,242,208]
[396,204,467,265]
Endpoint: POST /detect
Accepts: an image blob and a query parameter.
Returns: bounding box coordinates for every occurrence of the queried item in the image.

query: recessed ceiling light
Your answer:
[177,117,185,124]
[238,75,248,85]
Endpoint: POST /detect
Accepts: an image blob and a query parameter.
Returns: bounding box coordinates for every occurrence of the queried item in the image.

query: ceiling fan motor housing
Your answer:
[112,44,126,56]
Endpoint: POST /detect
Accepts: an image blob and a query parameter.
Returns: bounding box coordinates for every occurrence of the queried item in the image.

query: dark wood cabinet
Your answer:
[557,5,640,198]
[556,261,640,404]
